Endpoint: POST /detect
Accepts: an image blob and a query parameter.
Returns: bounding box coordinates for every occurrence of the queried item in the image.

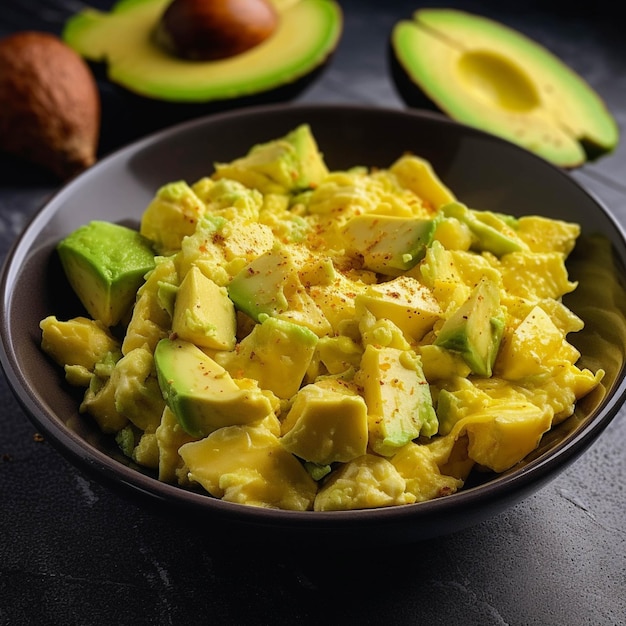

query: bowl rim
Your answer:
[1,102,625,534]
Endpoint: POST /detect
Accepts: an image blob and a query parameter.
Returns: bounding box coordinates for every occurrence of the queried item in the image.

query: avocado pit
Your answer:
[153,0,279,61]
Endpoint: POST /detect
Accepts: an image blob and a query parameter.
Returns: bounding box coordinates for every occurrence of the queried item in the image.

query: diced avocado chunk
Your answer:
[389,154,456,210]
[227,247,331,336]
[172,265,236,351]
[356,275,441,341]
[154,338,273,438]
[213,124,329,195]
[496,305,580,379]
[434,277,505,376]
[342,214,436,275]
[286,123,329,190]
[357,345,438,456]
[215,316,318,399]
[57,220,155,327]
[280,382,369,465]
[440,202,527,256]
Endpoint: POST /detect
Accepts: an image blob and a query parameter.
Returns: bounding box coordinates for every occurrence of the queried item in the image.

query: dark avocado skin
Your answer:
[387,39,437,114]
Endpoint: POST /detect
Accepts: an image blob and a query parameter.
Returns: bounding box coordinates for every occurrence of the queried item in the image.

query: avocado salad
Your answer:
[40,124,604,511]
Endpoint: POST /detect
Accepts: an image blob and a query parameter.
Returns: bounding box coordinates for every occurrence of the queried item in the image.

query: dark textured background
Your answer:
[1,1,625,624]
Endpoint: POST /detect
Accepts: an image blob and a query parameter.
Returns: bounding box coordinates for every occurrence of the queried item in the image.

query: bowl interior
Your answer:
[2,104,626,542]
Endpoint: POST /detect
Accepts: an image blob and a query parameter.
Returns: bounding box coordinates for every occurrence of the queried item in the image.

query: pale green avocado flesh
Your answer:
[434,277,505,377]
[57,220,155,327]
[154,338,274,438]
[391,8,619,167]
[62,0,342,102]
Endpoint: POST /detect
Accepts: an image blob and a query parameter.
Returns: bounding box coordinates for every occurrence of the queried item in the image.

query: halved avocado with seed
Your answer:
[390,8,618,168]
[62,0,342,107]
[63,0,342,102]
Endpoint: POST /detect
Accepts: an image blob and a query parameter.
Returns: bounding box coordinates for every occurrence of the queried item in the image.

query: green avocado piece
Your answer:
[355,275,441,341]
[62,0,342,104]
[341,214,436,276]
[215,316,318,400]
[213,124,329,194]
[440,202,527,257]
[434,276,505,377]
[358,345,438,457]
[227,247,332,336]
[57,220,155,327]
[172,265,237,351]
[390,8,618,167]
[154,338,273,438]
[283,123,329,190]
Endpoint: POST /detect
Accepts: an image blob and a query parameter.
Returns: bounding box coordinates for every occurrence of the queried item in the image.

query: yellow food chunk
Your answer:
[500,251,577,301]
[113,347,165,433]
[356,275,442,341]
[179,425,317,510]
[391,442,464,502]
[132,432,159,469]
[314,454,413,511]
[140,181,206,254]
[316,335,363,375]
[122,256,178,355]
[215,316,317,399]
[438,382,554,472]
[358,344,438,456]
[155,407,197,484]
[496,305,580,380]
[172,266,236,351]
[419,344,471,380]
[389,154,456,211]
[80,370,127,434]
[515,216,580,255]
[40,315,120,372]
[280,383,368,465]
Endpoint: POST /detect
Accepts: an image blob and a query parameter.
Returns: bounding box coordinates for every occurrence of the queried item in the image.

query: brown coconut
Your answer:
[0,31,100,180]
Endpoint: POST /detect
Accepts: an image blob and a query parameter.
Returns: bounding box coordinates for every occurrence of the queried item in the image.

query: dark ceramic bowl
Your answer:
[2,104,625,545]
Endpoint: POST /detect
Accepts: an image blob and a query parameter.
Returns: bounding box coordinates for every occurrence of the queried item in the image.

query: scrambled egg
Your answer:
[40,125,604,511]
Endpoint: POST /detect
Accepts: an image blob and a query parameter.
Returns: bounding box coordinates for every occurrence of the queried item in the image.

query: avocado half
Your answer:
[62,0,342,144]
[390,8,619,168]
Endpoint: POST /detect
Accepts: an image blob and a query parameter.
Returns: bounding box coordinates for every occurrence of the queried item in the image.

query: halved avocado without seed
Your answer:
[390,8,619,168]
[63,0,341,104]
